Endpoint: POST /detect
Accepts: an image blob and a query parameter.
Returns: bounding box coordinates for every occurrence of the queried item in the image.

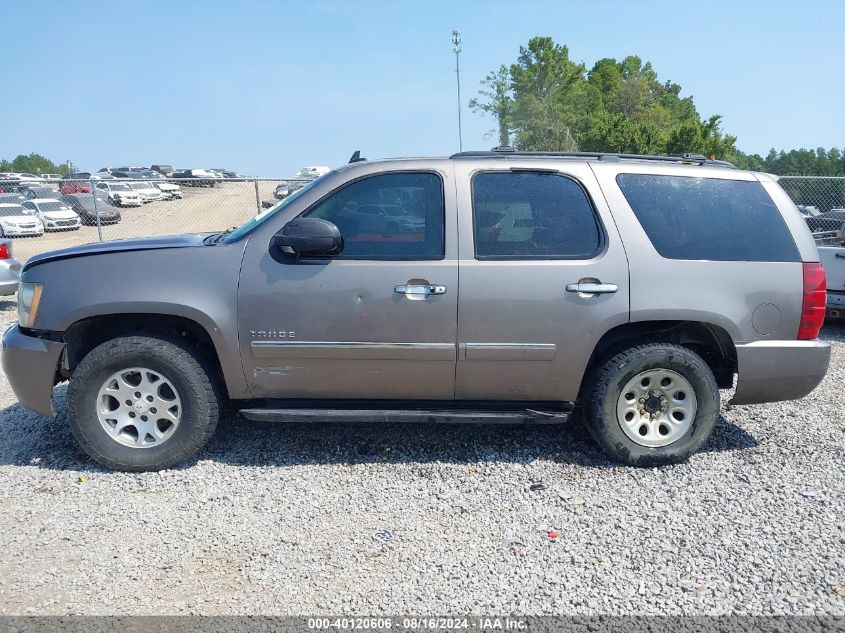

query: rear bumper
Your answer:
[731,340,831,405]
[1,325,65,417]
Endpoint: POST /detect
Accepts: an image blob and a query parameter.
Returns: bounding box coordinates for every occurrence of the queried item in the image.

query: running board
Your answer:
[238,407,571,425]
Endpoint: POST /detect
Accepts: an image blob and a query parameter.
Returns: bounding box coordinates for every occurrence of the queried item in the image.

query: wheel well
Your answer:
[62,314,224,384]
[580,321,737,393]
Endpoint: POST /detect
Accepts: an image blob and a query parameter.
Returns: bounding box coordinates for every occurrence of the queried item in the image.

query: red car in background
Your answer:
[60,172,93,194]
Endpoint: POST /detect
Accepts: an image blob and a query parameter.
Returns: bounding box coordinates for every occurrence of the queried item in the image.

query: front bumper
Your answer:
[731,340,831,405]
[43,219,81,230]
[1,325,65,417]
[3,227,43,236]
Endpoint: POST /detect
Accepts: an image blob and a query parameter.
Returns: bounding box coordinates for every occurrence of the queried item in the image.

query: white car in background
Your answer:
[6,172,42,183]
[93,181,142,207]
[134,170,183,200]
[0,202,45,237]
[155,181,182,200]
[21,198,81,231]
[296,165,331,178]
[128,181,164,203]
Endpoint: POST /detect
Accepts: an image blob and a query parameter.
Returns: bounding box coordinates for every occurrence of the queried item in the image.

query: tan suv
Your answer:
[2,149,831,471]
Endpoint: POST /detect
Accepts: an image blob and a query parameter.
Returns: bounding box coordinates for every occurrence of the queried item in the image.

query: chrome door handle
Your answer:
[565,282,618,294]
[394,284,447,298]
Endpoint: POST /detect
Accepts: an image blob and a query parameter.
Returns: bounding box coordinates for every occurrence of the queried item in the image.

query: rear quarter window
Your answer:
[616,174,800,262]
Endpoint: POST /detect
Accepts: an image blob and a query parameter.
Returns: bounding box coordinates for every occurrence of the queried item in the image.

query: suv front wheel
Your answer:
[67,335,221,472]
[582,343,720,466]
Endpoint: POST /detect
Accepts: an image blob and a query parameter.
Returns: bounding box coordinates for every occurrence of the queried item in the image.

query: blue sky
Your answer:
[2,0,843,177]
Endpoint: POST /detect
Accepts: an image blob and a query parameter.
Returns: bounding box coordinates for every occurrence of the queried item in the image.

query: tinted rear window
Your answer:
[616,174,799,262]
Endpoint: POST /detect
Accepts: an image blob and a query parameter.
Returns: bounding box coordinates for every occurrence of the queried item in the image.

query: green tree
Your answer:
[1,153,71,175]
[468,65,512,146]
[508,37,587,151]
[472,37,743,159]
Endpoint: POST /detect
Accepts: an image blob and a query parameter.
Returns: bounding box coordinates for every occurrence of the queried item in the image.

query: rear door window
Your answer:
[616,174,799,262]
[471,171,603,259]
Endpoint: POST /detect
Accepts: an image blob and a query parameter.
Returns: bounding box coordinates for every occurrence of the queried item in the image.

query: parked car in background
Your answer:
[127,181,164,203]
[5,173,41,183]
[0,203,44,237]
[805,209,845,245]
[22,187,61,200]
[819,246,844,318]
[295,166,331,179]
[136,171,182,199]
[0,238,21,296]
[21,199,81,231]
[169,169,217,187]
[60,173,92,194]
[61,194,122,225]
[796,204,821,217]
[0,176,24,193]
[92,181,142,207]
[213,169,238,178]
[274,180,306,200]
[109,171,138,180]
[150,164,175,175]
[41,174,63,182]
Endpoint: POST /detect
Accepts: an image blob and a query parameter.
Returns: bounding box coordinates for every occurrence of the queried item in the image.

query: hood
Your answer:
[43,210,78,220]
[23,233,210,271]
[1,215,40,225]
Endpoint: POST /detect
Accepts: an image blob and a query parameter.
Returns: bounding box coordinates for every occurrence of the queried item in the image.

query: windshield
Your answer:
[111,184,131,191]
[224,173,330,243]
[0,205,25,217]
[38,201,66,212]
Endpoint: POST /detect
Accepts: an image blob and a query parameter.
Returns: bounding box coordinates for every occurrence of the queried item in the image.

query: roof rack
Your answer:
[450,146,736,168]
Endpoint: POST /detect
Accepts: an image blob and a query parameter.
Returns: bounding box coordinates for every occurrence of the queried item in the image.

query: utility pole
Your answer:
[452,28,463,152]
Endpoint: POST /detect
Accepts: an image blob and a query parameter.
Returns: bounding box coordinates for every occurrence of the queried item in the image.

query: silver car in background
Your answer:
[0,238,21,296]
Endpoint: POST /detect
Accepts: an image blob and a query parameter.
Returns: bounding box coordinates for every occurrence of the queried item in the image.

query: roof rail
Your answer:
[450,146,736,168]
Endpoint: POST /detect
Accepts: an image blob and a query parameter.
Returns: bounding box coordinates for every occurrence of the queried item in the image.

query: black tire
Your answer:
[67,335,221,472]
[582,343,719,466]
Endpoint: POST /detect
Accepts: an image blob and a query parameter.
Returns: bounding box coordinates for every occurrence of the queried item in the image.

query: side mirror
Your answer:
[272,217,343,258]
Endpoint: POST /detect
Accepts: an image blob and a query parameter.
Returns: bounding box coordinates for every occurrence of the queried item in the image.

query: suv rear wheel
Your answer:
[67,335,221,472]
[582,343,719,466]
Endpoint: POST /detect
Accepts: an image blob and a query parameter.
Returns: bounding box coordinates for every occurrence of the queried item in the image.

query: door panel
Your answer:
[454,163,630,402]
[238,167,459,400]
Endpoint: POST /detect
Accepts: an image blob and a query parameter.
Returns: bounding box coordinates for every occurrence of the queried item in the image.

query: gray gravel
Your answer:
[0,297,843,616]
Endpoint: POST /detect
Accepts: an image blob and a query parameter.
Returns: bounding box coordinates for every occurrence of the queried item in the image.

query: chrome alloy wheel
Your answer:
[615,369,697,447]
[96,368,181,448]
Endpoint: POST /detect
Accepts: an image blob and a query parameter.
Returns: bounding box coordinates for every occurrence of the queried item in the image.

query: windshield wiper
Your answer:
[203,228,236,245]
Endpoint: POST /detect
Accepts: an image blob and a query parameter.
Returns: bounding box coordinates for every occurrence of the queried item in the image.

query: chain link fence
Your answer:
[0,174,843,263]
[778,176,845,246]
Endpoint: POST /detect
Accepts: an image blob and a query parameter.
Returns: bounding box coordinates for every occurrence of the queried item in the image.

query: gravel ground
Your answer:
[0,298,843,616]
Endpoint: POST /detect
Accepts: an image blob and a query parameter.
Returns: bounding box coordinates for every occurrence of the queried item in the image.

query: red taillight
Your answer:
[798,262,826,340]
[0,243,9,259]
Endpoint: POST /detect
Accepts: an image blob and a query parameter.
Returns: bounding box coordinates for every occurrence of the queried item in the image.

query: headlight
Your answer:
[18,282,43,328]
